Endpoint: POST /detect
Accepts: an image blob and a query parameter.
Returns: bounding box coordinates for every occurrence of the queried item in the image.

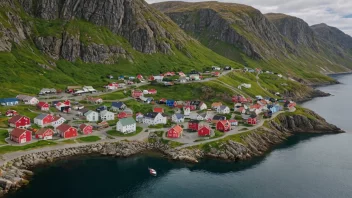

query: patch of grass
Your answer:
[0,105,39,119]
[0,141,57,154]
[0,129,9,145]
[107,126,143,137]
[76,136,101,143]
[100,91,128,100]
[60,139,76,144]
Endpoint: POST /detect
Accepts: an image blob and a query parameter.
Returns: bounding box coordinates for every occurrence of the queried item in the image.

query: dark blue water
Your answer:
[6,74,352,198]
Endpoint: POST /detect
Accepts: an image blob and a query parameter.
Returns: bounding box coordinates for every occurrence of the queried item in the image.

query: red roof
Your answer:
[36,128,52,135]
[229,120,238,123]
[153,107,164,113]
[37,101,48,107]
[79,124,88,130]
[160,98,167,102]
[11,128,29,138]
[170,125,183,134]
[250,104,262,109]
[56,124,72,132]
[52,116,63,122]
[8,115,24,124]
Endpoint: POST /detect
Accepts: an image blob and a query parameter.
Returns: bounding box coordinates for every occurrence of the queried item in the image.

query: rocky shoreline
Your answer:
[0,109,344,196]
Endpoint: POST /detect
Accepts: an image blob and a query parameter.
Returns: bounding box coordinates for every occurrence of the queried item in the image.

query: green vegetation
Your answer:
[100,91,128,100]
[0,141,57,154]
[0,129,8,145]
[77,136,101,143]
[0,105,39,119]
[60,139,76,144]
[107,126,143,137]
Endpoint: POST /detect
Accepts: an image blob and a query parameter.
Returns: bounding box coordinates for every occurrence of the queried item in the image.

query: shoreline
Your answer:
[0,108,344,196]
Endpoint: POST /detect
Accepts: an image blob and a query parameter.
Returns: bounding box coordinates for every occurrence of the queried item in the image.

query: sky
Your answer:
[146,0,352,36]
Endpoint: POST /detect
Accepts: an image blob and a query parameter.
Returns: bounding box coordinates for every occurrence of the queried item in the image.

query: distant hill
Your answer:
[153,1,352,83]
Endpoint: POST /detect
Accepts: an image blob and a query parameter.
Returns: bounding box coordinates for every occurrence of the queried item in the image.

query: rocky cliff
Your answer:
[311,23,352,51]
[153,1,294,60]
[265,13,320,51]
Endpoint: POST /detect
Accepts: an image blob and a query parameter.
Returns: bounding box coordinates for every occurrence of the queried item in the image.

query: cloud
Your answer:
[147,0,352,36]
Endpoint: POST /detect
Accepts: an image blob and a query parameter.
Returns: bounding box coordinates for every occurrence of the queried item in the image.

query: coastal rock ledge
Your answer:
[0,109,343,196]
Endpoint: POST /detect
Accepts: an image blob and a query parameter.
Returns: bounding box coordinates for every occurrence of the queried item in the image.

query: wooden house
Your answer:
[167,125,183,138]
[35,128,54,140]
[56,124,77,139]
[37,102,50,111]
[10,128,32,144]
[216,120,231,132]
[8,115,31,128]
[198,125,211,137]
[79,124,93,135]
[34,114,54,127]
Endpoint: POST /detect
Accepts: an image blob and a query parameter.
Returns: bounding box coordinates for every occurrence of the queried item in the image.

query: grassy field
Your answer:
[107,126,144,137]
[77,136,101,143]
[100,91,128,100]
[0,105,39,119]
[0,141,57,154]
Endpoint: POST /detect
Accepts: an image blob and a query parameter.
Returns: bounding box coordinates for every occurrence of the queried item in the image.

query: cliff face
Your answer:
[311,23,352,51]
[153,1,352,75]
[265,13,320,51]
[153,2,294,60]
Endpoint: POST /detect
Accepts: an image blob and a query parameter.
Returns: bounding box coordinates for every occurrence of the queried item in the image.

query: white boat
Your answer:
[148,168,157,176]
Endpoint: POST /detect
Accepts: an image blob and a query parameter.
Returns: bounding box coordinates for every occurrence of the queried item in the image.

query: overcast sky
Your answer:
[146,0,352,36]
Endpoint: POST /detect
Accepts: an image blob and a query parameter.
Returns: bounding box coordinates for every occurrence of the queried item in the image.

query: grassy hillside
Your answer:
[0,1,241,97]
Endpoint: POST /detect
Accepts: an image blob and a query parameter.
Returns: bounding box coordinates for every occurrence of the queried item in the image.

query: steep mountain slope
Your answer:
[153,1,352,82]
[311,23,352,51]
[0,0,238,96]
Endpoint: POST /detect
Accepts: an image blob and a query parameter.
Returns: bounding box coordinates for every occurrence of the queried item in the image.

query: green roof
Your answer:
[119,117,136,126]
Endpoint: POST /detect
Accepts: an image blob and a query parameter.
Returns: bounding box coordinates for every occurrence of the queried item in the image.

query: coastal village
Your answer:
[0,67,296,148]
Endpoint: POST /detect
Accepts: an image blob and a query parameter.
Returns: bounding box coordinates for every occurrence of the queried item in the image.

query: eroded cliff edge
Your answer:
[0,108,343,196]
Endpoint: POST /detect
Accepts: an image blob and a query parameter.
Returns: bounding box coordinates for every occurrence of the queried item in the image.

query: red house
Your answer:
[37,101,50,111]
[35,128,54,140]
[56,100,71,113]
[232,95,252,103]
[117,112,132,119]
[247,117,257,125]
[131,90,143,99]
[8,115,31,128]
[198,125,211,137]
[79,124,93,135]
[153,107,164,113]
[188,120,200,131]
[216,120,230,132]
[10,128,32,144]
[167,125,183,138]
[137,74,144,81]
[148,89,157,94]
[56,124,77,139]
[34,114,54,127]
[5,110,18,117]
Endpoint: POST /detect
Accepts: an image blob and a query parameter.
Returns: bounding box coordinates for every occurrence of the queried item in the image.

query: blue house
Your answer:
[268,104,281,113]
[96,105,108,112]
[111,102,126,111]
[118,75,125,80]
[0,98,19,106]
[166,100,175,107]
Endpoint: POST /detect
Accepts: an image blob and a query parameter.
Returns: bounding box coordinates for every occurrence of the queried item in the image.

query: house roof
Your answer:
[35,114,50,120]
[79,124,91,130]
[11,128,29,138]
[119,117,136,126]
[229,120,238,123]
[189,120,200,123]
[8,115,25,123]
[174,113,184,119]
[190,101,201,106]
[212,102,222,107]
[36,128,53,135]
[37,101,48,107]
[52,116,65,122]
[0,98,18,103]
[153,107,164,113]
[56,124,72,132]
[85,110,98,116]
[170,125,183,134]
[218,120,230,125]
[17,95,36,101]
[219,105,229,110]
[78,108,90,114]
[213,115,226,121]
[100,110,114,116]
[112,102,125,108]
[145,112,160,119]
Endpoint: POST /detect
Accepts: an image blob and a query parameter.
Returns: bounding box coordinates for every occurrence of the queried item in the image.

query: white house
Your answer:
[172,113,185,123]
[83,86,97,93]
[199,102,207,110]
[179,77,187,83]
[85,110,99,122]
[52,117,66,128]
[34,114,53,127]
[136,113,144,123]
[217,105,230,114]
[16,95,39,105]
[242,83,251,88]
[100,110,115,121]
[212,66,221,71]
[278,74,283,78]
[143,112,167,125]
[183,106,191,117]
[189,112,205,121]
[189,74,200,81]
[116,117,136,134]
